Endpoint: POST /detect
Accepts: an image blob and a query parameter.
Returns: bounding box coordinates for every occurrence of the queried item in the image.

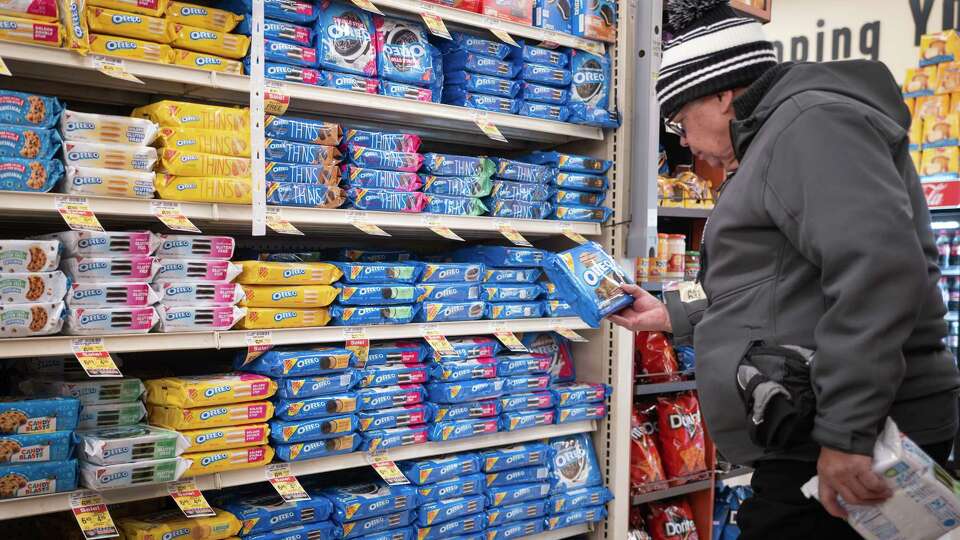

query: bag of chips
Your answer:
[636,332,681,383]
[647,498,700,540]
[655,393,706,481]
[631,404,666,491]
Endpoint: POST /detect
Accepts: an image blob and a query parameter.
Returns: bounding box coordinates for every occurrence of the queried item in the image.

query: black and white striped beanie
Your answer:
[657,0,778,119]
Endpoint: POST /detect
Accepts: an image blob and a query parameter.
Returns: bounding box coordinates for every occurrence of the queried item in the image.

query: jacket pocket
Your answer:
[710,275,776,304]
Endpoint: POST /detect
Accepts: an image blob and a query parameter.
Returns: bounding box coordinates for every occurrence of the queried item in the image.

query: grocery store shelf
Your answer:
[634,379,697,395]
[631,478,713,505]
[0,317,590,358]
[657,207,712,219]
[0,421,595,520]
[0,192,601,240]
[0,42,601,146]
[534,524,592,539]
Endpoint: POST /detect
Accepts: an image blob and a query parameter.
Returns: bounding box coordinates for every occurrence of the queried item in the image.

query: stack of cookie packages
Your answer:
[230,0,322,85]
[318,481,420,539]
[482,157,553,220]
[403,453,488,539]
[439,32,522,115]
[480,442,553,538]
[343,130,427,214]
[0,90,65,194]
[0,396,79,500]
[152,234,246,333]
[234,259,341,330]
[0,238,67,338]
[214,483,339,539]
[374,16,442,103]
[411,261,483,324]
[511,41,573,123]
[355,362,429,452]
[264,115,345,209]
[420,153,492,217]
[543,433,612,531]
[525,149,614,223]
[313,0,379,93]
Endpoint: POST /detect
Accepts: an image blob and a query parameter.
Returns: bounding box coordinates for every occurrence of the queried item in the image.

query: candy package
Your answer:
[342,165,422,191]
[542,241,633,327]
[357,404,427,431]
[656,393,707,481]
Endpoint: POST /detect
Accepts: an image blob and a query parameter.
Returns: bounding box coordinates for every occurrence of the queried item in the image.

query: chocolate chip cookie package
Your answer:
[418,472,484,501]
[219,491,333,536]
[487,499,549,527]
[359,364,428,387]
[269,414,357,443]
[543,241,634,327]
[274,432,360,460]
[0,90,62,129]
[415,494,486,526]
[481,442,552,472]
[357,404,428,431]
[0,458,76,498]
[0,156,63,192]
[398,452,480,485]
[0,430,73,463]
[323,482,420,522]
[236,347,356,377]
[0,272,67,304]
[426,378,505,403]
[316,0,376,76]
[417,512,485,539]
[274,393,358,420]
[0,397,79,434]
[0,124,60,160]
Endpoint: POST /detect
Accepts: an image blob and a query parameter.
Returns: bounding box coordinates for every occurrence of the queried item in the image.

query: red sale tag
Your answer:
[923,179,960,209]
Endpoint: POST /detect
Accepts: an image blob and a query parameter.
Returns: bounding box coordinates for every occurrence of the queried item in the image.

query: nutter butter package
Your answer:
[275,372,360,399]
[148,400,274,430]
[180,423,269,452]
[219,491,333,536]
[237,347,355,377]
[322,482,420,522]
[417,473,484,502]
[543,241,633,327]
[145,374,277,407]
[274,393,358,421]
[357,404,427,431]
[397,453,480,485]
[274,433,359,461]
[426,400,500,423]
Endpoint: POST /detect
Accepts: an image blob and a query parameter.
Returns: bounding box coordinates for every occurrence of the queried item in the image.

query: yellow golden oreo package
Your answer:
[239,285,338,308]
[145,373,278,407]
[118,509,241,540]
[166,0,242,32]
[148,401,275,430]
[170,22,249,59]
[0,15,61,47]
[87,0,166,17]
[133,99,249,130]
[180,423,269,452]
[235,308,331,330]
[181,445,274,478]
[172,48,243,74]
[88,32,173,63]
[235,261,343,285]
[86,6,172,43]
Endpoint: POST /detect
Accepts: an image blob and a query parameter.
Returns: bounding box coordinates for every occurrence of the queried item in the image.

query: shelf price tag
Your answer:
[351,0,382,14]
[551,321,588,342]
[366,451,410,485]
[422,325,457,357]
[538,39,560,49]
[347,210,390,236]
[472,111,508,143]
[242,331,273,365]
[151,201,201,233]
[560,224,589,245]
[266,463,311,502]
[343,327,370,368]
[91,55,144,84]
[421,215,464,241]
[481,16,519,46]
[0,55,11,76]
[71,338,122,378]
[572,37,605,56]
[493,329,528,352]
[495,220,532,247]
[167,479,216,518]
[264,81,290,116]
[265,207,304,236]
[70,491,119,539]
[55,196,104,232]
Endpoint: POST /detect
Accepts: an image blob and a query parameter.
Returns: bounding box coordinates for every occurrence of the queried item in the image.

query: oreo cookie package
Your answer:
[520,82,569,105]
[316,0,377,76]
[501,409,556,431]
[340,511,417,539]
[442,50,519,78]
[342,165,423,191]
[423,194,486,216]
[511,42,568,67]
[415,300,486,322]
[569,49,611,109]
[322,482,420,522]
[357,384,426,410]
[552,171,609,192]
[432,336,501,360]
[379,80,435,102]
[428,417,499,441]
[274,393,358,420]
[544,300,577,317]
[427,400,501,422]
[441,88,519,114]
[321,71,379,93]
[275,372,360,399]
[422,174,493,198]
[236,17,313,47]
[260,62,321,85]
[343,128,421,153]
[483,267,542,283]
[499,391,555,412]
[219,491,333,536]
[245,521,340,540]
[518,63,571,87]
[336,283,418,305]
[542,241,634,327]
[422,153,492,177]
[416,283,482,303]
[486,302,544,321]
[357,404,428,431]
[534,0,571,33]
[419,262,484,283]
[453,246,546,267]
[374,18,438,86]
[274,433,360,461]
[496,354,552,376]
[482,284,543,302]
[346,188,427,213]
[572,0,616,42]
[236,346,356,377]
[486,465,550,486]
[417,473,485,502]
[502,374,551,394]
[426,378,506,403]
[336,261,423,284]
[569,104,621,128]
[554,188,605,206]
[361,425,429,451]
[346,145,423,172]
[359,364,428,387]
[519,102,570,122]
[486,482,552,507]
[481,442,553,472]
[435,31,511,60]
[263,39,319,68]
[428,358,497,382]
[220,0,317,24]
[552,205,613,223]
[556,403,607,423]
[398,452,480,485]
[551,382,610,406]
[417,513,485,540]
[548,433,602,493]
[355,528,415,540]
[486,519,545,540]
[524,151,611,174]
[548,485,613,514]
[444,71,520,98]
[416,495,486,527]
[486,499,549,527]
[269,414,357,443]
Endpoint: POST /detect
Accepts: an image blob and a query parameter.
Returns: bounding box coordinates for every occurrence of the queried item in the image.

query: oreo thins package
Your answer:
[493,158,553,184]
[572,0,616,42]
[486,482,551,507]
[481,442,552,472]
[484,195,553,217]
[419,263,484,283]
[548,433,602,493]
[322,482,419,522]
[422,153,492,177]
[397,452,480,485]
[534,0,571,33]
[317,0,377,76]
[374,18,437,86]
[543,241,634,327]
[423,194,486,216]
[417,473,484,501]
[343,128,422,153]
[570,49,611,110]
[422,174,492,198]
[453,245,546,267]
[342,166,423,191]
[346,145,423,172]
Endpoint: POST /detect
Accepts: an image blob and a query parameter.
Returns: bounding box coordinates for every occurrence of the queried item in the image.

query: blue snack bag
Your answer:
[480,442,553,472]
[265,163,338,184]
[322,482,420,522]
[263,39,320,67]
[510,42,568,67]
[485,198,553,219]
[274,393,359,420]
[427,400,501,422]
[569,49,611,109]
[496,354,552,376]
[357,404,428,431]
[553,171,608,192]
[544,505,607,529]
[428,417,499,441]
[569,104,621,127]
[275,372,361,398]
[519,102,570,122]
[426,378,506,403]
[454,245,547,267]
[398,453,480,485]
[259,62,322,85]
[551,382,610,406]
[520,82,568,105]
[421,153,493,177]
[347,188,427,212]
[343,128,421,152]
[523,151,611,174]
[486,465,551,487]
[442,50,519,77]
[489,180,554,201]
[415,300,486,322]
[422,175,493,197]
[379,80,435,102]
[321,71,379,93]
[544,300,577,317]
[417,473,485,502]
[336,261,423,284]
[534,0,571,33]
[374,17,437,86]
[342,165,422,191]
[556,403,607,423]
[419,262,485,283]
[552,205,613,223]
[493,158,553,184]
[269,414,358,443]
[428,358,498,382]
[0,90,62,128]
[336,283,419,305]
[236,346,355,377]
[548,433,602,493]
[435,31,511,59]
[417,513,485,539]
[357,384,426,410]
[316,0,377,76]
[548,485,614,514]
[553,188,606,206]
[266,182,345,208]
[542,241,633,327]
[481,284,543,302]
[237,17,313,46]
[416,283,482,303]
[219,491,334,535]
[361,425,429,451]
[487,519,545,540]
[499,391,555,412]
[329,305,420,326]
[274,433,360,461]
[359,364,428,387]
[442,88,520,114]
[416,495,486,526]
[340,511,417,538]
[486,483,551,507]
[486,500,548,527]
[424,194,486,216]
[518,63,571,87]
[502,374,550,394]
[444,71,521,98]
[483,268,542,283]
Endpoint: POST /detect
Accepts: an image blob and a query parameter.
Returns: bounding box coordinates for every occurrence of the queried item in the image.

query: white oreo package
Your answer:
[317,0,376,77]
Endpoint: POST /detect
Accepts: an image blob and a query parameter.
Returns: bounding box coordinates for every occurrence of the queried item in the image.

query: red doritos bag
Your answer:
[647,498,700,540]
[631,403,667,489]
[629,507,655,540]
[656,392,707,480]
[636,332,681,383]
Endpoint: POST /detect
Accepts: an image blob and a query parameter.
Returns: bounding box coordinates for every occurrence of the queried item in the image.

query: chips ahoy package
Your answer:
[569,49,611,110]
[375,17,438,86]
[316,0,376,77]
[542,241,634,327]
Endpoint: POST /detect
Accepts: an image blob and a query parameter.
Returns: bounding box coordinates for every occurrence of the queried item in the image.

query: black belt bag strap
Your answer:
[736,341,817,452]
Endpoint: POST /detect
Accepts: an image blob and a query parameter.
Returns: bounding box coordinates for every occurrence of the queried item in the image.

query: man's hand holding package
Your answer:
[608,284,672,333]
[817,446,893,518]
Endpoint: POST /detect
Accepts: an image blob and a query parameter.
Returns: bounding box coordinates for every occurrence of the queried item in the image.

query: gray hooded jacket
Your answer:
[664,61,960,464]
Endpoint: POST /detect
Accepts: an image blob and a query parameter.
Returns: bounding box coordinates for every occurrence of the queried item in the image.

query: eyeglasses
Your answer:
[664,117,686,138]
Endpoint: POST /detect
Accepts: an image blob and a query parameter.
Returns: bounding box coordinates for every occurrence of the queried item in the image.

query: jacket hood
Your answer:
[730,60,910,161]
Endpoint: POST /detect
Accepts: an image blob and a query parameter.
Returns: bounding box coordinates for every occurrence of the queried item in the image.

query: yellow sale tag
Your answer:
[421,12,450,39]
[488,27,519,47]
[554,326,588,342]
[423,329,457,358]
[151,201,201,233]
[351,0,382,14]
[574,38,606,55]
[472,111,508,143]
[367,452,410,485]
[561,226,589,245]
[71,338,122,378]
[243,331,273,365]
[91,56,144,84]
[266,463,311,502]
[0,56,11,76]
[264,82,290,116]
[266,207,304,236]
[496,221,532,247]
[422,215,464,241]
[55,196,104,232]
[167,479,216,518]
[494,331,529,352]
[70,491,119,539]
[347,210,390,236]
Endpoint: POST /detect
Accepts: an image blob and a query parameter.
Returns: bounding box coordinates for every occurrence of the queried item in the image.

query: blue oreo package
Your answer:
[432,336,501,360]
[496,354,552,376]
[416,495,486,526]
[487,519,545,540]
[428,417,499,442]
[453,246,547,267]
[553,172,608,192]
[426,378,506,403]
[417,473,484,502]
[486,483,551,507]
[544,300,577,317]
[501,409,556,431]
[357,404,429,431]
[322,482,420,522]
[237,17,313,47]
[551,382,610,406]
[321,71,379,93]
[486,500,548,527]
[499,392,555,412]
[542,241,633,327]
[416,513,485,539]
[375,17,438,86]
[569,49,610,109]
[354,527,415,540]
[552,205,613,223]
[265,115,340,145]
[267,182,345,208]
[501,374,551,394]
[245,521,340,540]
[493,158,553,184]
[336,283,419,306]
[419,262,485,283]
[357,384,426,410]
[519,101,570,122]
[422,175,493,198]
[274,393,359,420]
[486,465,551,487]
[541,282,561,300]
[483,268,542,283]
[365,340,428,366]
[548,485,613,514]
[416,283,481,303]
[428,358,497,382]
[360,425,429,451]
[556,403,607,423]
[346,145,423,172]
[359,364,428,387]
[424,194,486,216]
[545,505,607,530]
[484,198,553,220]
[336,262,423,285]
[481,284,543,302]
[236,347,355,377]
[219,491,333,535]
[442,50,519,78]
[421,153,492,177]
[342,166,423,191]
[263,39,320,67]
[511,43,568,67]
[524,151,611,174]
[444,71,520,98]
[569,104,621,128]
[269,414,358,443]
[435,32,511,60]
[553,189,605,206]
[485,302,545,320]
[379,80,436,102]
[316,0,377,76]
[441,89,519,114]
[340,511,417,538]
[274,433,360,461]
[275,372,359,399]
[520,82,568,105]
[338,249,412,262]
[548,433,602,493]
[346,188,427,213]
[518,63,571,87]
[219,0,317,24]
[534,0,571,33]
[415,300,486,322]
[426,400,501,422]
[398,453,480,485]
[343,128,421,153]
[480,443,553,472]
[261,62,322,85]
[265,163,338,184]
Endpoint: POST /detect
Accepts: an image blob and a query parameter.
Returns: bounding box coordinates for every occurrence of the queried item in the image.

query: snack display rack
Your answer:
[0,0,642,536]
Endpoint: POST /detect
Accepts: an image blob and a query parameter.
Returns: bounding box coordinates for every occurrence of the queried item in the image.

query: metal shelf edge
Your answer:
[634,380,697,395]
[656,207,712,219]
[716,466,753,482]
[631,478,713,505]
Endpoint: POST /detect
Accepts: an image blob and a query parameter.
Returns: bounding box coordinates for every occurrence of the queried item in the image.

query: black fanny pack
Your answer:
[736,341,817,452]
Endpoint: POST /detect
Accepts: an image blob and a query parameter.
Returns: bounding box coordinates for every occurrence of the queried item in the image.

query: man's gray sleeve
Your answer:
[663,290,706,347]
[762,103,928,455]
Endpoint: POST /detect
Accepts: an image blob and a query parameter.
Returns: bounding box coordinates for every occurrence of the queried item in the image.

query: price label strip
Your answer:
[91,55,144,84]
[472,111,508,143]
[494,330,528,352]
[482,17,519,47]
[423,326,458,358]
[419,5,450,40]
[347,210,390,236]
[574,38,606,56]
[266,463,311,502]
[561,225,589,245]
[538,40,560,49]
[265,207,304,236]
[367,451,410,485]
[344,327,370,368]
[264,82,290,116]
[242,331,273,365]
[168,479,216,518]
[495,221,532,247]
[55,196,104,232]
[71,338,122,378]
[351,0,382,14]
[151,201,201,233]
[422,215,464,241]
[70,491,119,540]
[552,324,588,342]
[0,55,11,76]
